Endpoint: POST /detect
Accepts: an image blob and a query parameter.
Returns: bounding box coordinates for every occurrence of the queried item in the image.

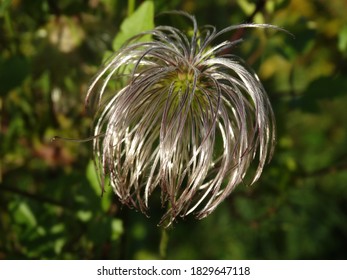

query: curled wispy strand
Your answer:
[86,12,279,225]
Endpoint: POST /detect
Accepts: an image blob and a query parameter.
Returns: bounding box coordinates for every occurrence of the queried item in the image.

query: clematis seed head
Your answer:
[86,12,280,226]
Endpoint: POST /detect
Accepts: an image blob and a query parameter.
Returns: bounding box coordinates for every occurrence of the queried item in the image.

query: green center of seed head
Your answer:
[175,66,195,89]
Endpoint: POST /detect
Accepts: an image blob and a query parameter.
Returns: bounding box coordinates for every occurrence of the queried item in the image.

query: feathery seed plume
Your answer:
[87,12,278,225]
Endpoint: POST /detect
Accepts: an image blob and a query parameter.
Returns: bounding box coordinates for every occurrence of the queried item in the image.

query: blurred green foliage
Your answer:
[1,0,347,259]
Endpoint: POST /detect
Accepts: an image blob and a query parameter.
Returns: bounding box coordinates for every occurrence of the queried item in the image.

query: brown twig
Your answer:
[1,185,69,208]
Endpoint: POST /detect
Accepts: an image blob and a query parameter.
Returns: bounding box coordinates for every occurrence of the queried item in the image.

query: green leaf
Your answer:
[338,25,347,55]
[16,202,37,227]
[112,0,154,51]
[0,0,11,16]
[54,238,66,255]
[77,210,93,222]
[86,160,112,211]
[111,219,124,240]
[86,160,101,196]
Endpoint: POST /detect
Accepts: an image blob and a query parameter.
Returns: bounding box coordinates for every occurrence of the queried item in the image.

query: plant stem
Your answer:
[159,227,169,259]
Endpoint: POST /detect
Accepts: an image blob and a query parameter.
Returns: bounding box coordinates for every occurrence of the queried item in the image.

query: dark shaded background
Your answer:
[1,0,347,259]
